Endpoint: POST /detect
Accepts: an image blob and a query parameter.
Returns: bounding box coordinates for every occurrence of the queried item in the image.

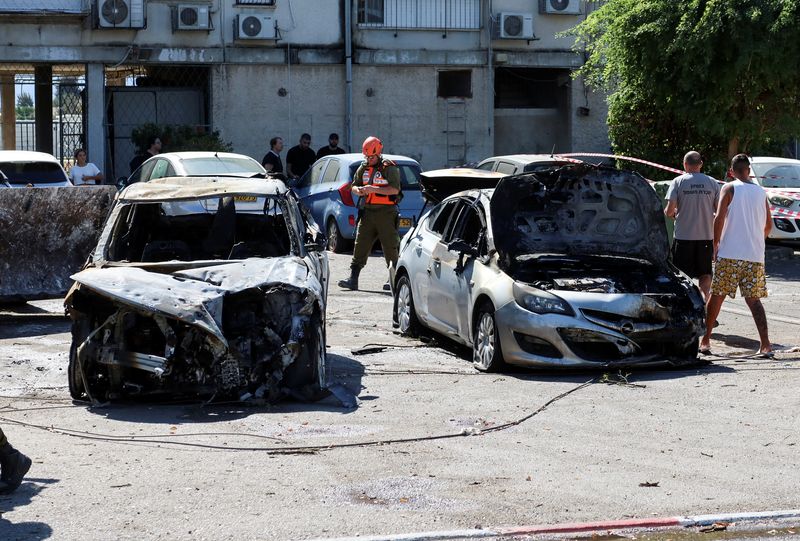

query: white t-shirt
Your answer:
[717,180,768,264]
[70,163,101,185]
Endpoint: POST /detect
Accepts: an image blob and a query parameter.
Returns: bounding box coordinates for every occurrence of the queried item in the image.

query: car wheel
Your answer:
[326,219,350,253]
[394,274,420,337]
[473,302,505,372]
[68,316,91,401]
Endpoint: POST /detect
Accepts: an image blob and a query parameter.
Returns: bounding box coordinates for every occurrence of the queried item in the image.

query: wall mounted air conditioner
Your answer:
[539,0,582,15]
[96,0,145,29]
[235,14,277,40]
[497,13,534,39]
[174,5,211,31]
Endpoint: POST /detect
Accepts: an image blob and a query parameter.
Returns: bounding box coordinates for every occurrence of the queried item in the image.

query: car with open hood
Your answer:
[392,164,705,370]
[65,176,329,402]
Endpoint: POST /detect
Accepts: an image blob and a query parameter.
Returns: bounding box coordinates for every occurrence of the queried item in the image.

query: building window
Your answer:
[494,67,569,108]
[235,0,276,4]
[438,70,472,98]
[358,0,385,24]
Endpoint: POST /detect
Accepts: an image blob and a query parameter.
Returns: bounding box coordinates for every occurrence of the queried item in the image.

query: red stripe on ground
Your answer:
[497,517,682,536]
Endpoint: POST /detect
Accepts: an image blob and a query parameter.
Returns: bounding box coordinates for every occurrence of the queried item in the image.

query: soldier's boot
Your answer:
[0,442,32,494]
[338,267,361,290]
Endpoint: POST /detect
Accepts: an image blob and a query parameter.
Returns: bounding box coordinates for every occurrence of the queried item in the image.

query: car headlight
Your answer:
[769,195,794,208]
[513,282,574,316]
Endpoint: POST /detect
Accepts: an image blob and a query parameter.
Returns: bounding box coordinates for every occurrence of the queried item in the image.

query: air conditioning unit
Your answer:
[96,0,145,29]
[235,14,277,40]
[539,0,582,15]
[497,13,534,39]
[174,5,211,31]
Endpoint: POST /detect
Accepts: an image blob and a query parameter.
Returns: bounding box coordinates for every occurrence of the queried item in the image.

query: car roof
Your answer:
[0,150,62,163]
[118,176,289,203]
[749,156,800,165]
[478,154,567,165]
[324,153,420,166]
[152,151,260,161]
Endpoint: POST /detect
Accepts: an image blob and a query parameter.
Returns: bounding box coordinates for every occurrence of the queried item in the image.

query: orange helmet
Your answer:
[362,136,383,157]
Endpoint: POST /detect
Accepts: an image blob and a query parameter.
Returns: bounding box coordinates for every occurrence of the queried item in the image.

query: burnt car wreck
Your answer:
[65,177,329,402]
[394,164,706,370]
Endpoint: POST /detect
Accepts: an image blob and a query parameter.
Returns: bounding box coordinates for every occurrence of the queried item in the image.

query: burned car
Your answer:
[65,176,329,402]
[393,165,705,370]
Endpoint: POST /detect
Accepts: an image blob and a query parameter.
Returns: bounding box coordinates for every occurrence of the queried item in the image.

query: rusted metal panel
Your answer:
[0,186,116,301]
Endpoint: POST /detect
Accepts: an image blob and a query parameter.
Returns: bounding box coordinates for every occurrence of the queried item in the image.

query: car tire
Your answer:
[68,316,91,401]
[473,301,505,372]
[326,219,350,253]
[394,274,420,337]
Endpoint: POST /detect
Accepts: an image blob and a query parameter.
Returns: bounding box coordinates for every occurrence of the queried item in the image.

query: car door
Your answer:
[427,198,484,337]
[314,159,341,224]
[296,159,328,224]
[406,199,460,326]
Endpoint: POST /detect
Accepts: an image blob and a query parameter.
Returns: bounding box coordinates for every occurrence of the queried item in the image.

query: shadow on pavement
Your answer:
[765,252,800,279]
[0,318,70,340]
[0,477,58,541]
[79,353,365,424]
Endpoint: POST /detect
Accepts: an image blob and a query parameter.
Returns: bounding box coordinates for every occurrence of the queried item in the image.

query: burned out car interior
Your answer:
[65,178,328,404]
[396,164,706,370]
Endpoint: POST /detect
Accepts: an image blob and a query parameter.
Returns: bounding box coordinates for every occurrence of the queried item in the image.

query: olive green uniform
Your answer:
[0,428,6,447]
[350,160,401,270]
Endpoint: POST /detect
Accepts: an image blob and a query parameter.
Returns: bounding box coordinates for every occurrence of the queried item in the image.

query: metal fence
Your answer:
[359,0,481,30]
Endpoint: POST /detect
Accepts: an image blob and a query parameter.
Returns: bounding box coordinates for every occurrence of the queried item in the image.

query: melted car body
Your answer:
[65,177,329,402]
[393,164,705,370]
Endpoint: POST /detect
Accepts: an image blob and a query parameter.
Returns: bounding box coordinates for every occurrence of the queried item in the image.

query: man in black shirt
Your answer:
[316,133,346,159]
[129,135,162,174]
[261,136,284,174]
[286,133,316,180]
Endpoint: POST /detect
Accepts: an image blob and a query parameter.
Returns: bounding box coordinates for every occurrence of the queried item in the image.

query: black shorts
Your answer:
[671,239,713,278]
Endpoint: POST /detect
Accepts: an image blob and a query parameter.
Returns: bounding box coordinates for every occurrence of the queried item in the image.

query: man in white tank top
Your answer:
[701,154,773,357]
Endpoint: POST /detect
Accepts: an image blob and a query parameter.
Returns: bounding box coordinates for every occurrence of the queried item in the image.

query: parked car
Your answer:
[392,165,705,371]
[475,154,581,175]
[124,151,268,187]
[0,150,72,187]
[65,176,329,403]
[291,153,425,252]
[749,156,800,242]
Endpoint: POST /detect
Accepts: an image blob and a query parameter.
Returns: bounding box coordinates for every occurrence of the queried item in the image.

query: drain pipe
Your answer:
[345,0,353,152]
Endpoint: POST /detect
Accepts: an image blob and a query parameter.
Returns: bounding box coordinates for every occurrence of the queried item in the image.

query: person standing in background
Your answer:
[70,148,104,186]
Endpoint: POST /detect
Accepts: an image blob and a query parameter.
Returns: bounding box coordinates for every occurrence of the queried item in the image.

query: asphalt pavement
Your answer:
[0,248,798,540]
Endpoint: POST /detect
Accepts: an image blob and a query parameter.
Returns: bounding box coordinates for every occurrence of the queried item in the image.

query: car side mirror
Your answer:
[447,239,478,257]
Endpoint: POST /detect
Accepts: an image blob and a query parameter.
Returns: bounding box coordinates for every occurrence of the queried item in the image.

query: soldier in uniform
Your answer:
[338,136,401,291]
[0,427,31,494]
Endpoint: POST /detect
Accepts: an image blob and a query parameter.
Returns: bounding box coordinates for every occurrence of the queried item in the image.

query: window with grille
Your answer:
[358,0,384,24]
[235,0,276,5]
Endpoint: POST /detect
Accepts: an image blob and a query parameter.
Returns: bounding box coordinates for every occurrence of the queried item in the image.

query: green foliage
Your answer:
[15,92,34,119]
[569,0,800,167]
[16,92,33,108]
[130,123,233,153]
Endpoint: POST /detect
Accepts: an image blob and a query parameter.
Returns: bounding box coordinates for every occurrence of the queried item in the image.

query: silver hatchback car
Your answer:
[393,165,705,371]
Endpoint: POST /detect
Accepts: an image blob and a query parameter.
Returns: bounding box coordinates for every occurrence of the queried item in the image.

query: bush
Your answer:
[131,123,233,153]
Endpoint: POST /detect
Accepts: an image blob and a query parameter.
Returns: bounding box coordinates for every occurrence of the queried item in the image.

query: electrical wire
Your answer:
[0,379,595,454]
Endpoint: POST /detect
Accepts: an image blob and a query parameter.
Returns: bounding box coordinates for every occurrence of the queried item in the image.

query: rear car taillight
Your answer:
[338,182,355,207]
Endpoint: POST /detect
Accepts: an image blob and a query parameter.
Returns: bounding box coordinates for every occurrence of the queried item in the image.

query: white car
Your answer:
[750,156,800,242]
[475,154,581,175]
[126,151,267,186]
[0,150,72,187]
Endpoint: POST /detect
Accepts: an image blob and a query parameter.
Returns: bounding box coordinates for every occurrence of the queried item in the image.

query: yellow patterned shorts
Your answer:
[711,258,768,299]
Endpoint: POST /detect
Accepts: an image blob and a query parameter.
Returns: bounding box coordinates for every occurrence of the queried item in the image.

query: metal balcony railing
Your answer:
[358,0,481,31]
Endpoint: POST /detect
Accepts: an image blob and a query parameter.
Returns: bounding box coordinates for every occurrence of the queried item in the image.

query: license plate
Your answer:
[399,217,412,228]
[235,195,257,202]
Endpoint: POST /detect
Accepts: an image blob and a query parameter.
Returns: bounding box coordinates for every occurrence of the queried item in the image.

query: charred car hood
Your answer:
[491,165,669,268]
[420,168,506,203]
[70,257,322,345]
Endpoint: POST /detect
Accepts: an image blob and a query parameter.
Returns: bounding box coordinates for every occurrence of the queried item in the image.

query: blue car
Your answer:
[291,153,425,252]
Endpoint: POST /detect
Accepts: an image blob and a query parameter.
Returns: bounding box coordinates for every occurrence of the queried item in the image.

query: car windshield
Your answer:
[750,162,800,188]
[346,162,421,190]
[181,157,264,176]
[0,161,68,184]
[105,195,293,263]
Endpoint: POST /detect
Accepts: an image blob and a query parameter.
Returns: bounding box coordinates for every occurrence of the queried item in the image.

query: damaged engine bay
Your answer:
[64,178,329,403]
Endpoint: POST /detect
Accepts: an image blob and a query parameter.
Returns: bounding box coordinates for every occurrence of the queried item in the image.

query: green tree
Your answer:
[16,91,34,120]
[131,123,233,153]
[569,0,800,170]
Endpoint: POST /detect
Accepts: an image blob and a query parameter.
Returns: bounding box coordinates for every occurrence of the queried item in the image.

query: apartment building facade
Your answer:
[0,0,609,178]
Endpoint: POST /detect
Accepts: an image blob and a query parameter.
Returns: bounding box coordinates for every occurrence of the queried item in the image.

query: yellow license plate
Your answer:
[399,217,412,228]
[235,196,257,202]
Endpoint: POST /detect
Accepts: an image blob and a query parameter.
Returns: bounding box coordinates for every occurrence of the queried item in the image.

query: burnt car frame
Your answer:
[65,176,329,402]
[392,164,705,371]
